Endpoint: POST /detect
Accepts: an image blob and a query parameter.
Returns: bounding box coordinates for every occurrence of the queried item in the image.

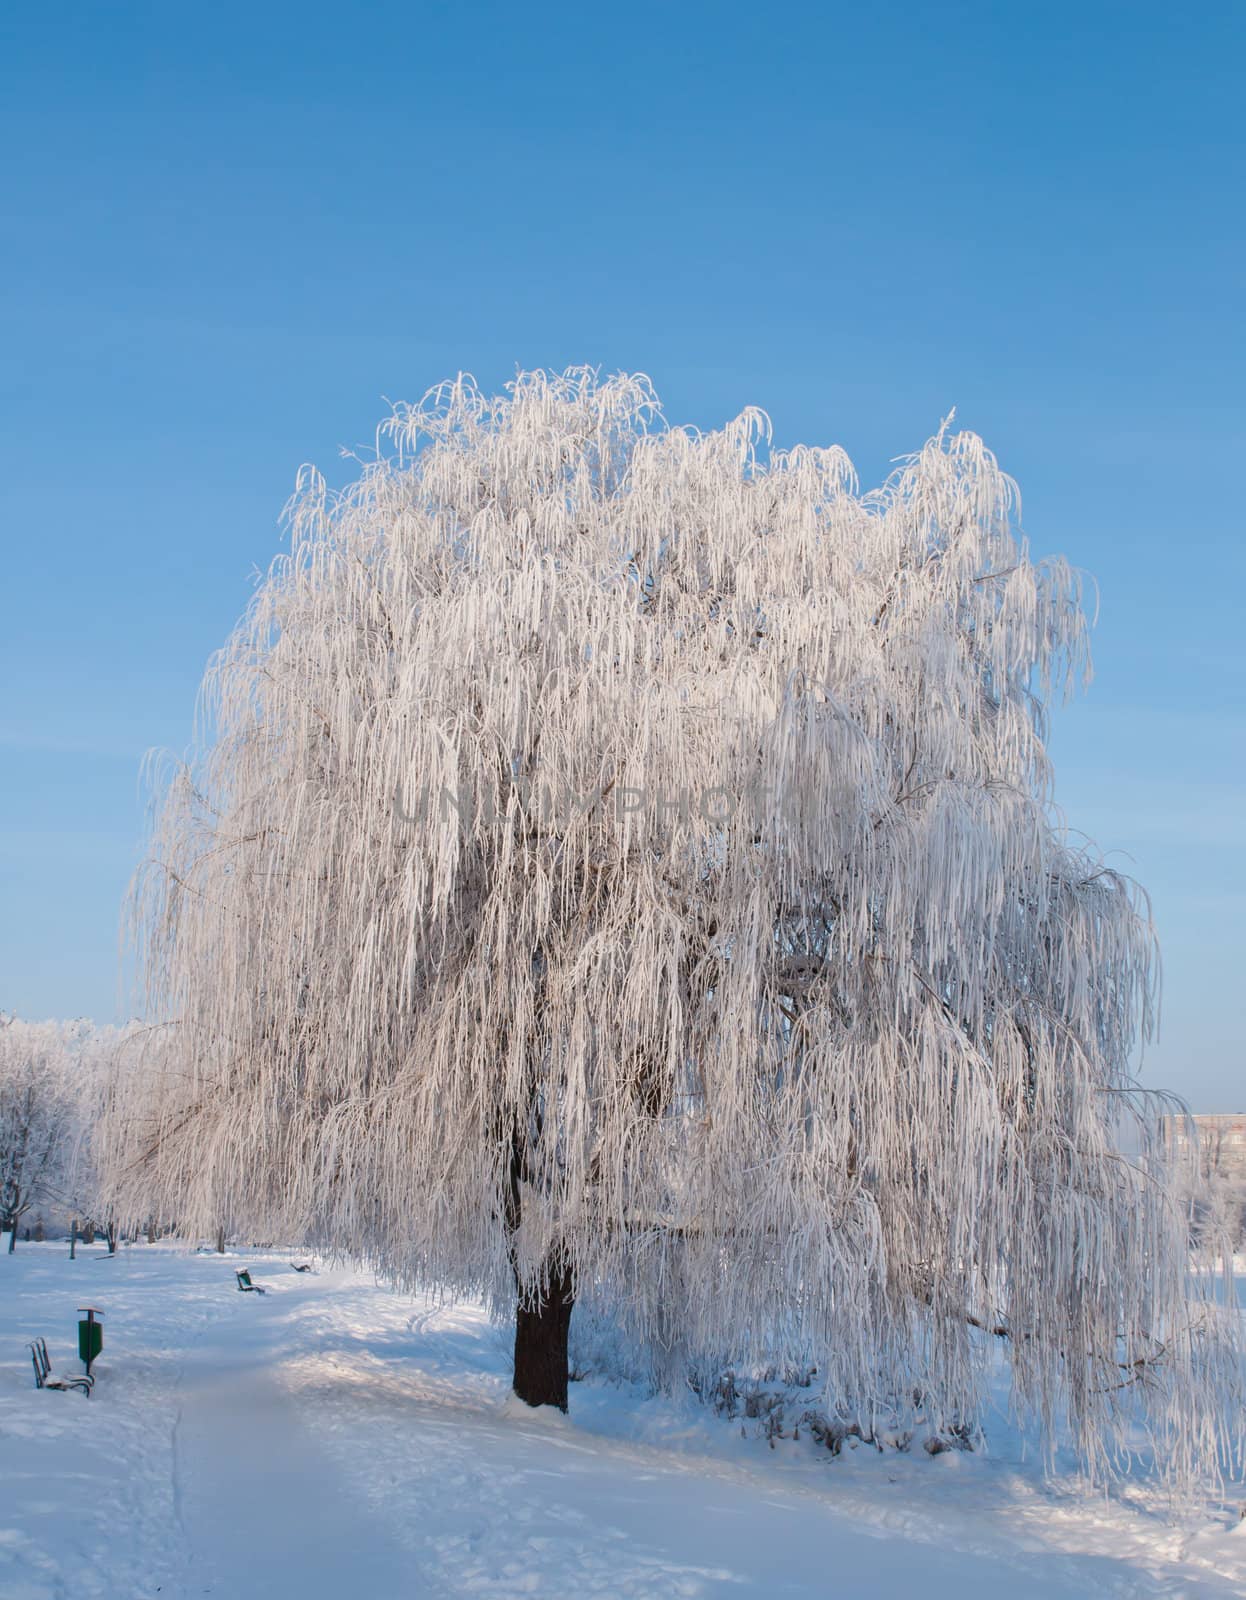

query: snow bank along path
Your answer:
[2,1244,1245,1598]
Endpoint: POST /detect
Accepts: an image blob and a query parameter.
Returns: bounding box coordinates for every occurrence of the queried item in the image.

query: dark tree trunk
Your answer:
[512,1253,575,1412]
[501,1070,576,1412]
[215,1225,226,1254]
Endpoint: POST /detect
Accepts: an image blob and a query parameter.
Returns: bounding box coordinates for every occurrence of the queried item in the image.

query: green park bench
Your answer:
[29,1337,93,1397]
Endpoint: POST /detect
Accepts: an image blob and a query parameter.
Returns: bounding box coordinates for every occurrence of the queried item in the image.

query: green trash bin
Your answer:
[77,1307,103,1376]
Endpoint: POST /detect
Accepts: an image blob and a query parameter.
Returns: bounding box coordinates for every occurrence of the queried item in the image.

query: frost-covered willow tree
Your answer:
[107,369,1237,1476]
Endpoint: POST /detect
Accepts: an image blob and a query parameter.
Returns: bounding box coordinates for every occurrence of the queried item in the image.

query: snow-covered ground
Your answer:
[2,1243,1245,1598]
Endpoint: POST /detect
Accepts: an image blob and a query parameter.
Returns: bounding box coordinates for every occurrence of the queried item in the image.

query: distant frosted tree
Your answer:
[107,369,1238,1480]
[63,1021,140,1242]
[0,1015,82,1249]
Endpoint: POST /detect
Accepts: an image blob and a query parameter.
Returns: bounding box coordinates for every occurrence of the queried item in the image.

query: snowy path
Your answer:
[169,1305,416,1596]
[3,1245,1246,1598]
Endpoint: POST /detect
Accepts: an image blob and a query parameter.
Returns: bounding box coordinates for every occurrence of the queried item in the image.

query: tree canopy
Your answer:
[103,369,1239,1478]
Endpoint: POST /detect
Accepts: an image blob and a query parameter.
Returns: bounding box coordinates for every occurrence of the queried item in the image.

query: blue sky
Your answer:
[1,2,1241,1105]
